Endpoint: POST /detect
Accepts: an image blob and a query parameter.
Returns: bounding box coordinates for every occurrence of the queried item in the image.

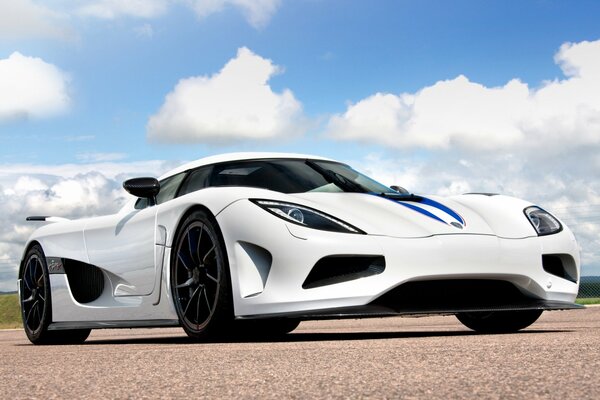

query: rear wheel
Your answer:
[171,210,233,340]
[456,310,543,333]
[20,245,90,345]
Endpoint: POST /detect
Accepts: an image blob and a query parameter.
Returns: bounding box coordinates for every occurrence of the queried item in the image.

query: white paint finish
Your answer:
[234,241,273,298]
[84,207,157,296]
[50,265,178,322]
[22,152,580,327]
[290,192,498,237]
[29,219,89,263]
[450,194,538,238]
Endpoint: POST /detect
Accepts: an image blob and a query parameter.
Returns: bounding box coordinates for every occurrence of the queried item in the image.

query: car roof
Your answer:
[159,152,336,180]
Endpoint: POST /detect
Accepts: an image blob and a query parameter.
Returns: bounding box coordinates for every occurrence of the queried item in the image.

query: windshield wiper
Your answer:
[378,192,423,202]
[305,159,367,193]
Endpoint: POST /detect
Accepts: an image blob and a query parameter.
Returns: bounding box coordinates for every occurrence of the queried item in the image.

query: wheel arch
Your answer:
[168,203,231,281]
[170,205,225,246]
[19,240,43,279]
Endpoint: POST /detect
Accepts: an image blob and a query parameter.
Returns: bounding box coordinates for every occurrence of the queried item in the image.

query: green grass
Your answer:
[576,297,600,305]
[0,294,22,329]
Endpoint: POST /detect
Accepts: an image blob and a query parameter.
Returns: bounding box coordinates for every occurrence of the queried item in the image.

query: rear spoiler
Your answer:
[26,216,70,223]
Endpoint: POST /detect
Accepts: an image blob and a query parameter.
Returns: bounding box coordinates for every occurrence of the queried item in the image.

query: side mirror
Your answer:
[390,185,409,194]
[123,177,160,205]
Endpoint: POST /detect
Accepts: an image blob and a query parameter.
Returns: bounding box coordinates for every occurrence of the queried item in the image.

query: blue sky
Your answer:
[3,0,600,163]
[1,0,600,289]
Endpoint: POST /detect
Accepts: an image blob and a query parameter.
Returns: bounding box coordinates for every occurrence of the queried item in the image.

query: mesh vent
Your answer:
[63,259,105,303]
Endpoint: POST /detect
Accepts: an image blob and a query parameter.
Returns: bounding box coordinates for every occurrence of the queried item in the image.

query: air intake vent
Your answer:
[542,254,577,283]
[302,255,385,289]
[63,259,105,303]
[373,279,529,312]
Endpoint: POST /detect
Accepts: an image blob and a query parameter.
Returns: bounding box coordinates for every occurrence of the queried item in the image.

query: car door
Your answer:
[84,172,187,296]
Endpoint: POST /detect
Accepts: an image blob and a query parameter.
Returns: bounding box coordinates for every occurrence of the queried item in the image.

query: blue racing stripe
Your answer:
[395,201,448,224]
[369,192,464,225]
[419,197,465,224]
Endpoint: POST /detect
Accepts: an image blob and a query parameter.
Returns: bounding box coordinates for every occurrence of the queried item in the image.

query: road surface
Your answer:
[2,308,600,399]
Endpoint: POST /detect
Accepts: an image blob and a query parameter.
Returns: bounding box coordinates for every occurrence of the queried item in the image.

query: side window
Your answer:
[156,173,186,205]
[178,166,213,197]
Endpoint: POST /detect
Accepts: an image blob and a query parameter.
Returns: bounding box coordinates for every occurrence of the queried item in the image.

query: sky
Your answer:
[1,0,600,291]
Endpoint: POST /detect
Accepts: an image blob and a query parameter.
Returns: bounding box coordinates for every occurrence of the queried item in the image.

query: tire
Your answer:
[20,245,91,345]
[171,210,233,340]
[456,310,543,333]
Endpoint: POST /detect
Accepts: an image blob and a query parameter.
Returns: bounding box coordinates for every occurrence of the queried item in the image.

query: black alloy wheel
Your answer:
[171,210,232,340]
[20,245,90,345]
[21,247,50,341]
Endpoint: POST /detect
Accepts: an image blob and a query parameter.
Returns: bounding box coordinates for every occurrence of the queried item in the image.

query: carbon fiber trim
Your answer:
[237,300,583,321]
[48,320,180,330]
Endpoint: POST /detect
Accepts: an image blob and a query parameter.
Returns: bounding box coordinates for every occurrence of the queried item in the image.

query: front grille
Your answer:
[372,279,532,312]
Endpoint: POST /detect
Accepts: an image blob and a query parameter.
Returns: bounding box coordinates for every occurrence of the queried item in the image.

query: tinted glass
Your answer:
[177,159,392,194]
[211,160,329,193]
[134,197,148,210]
[156,173,186,205]
[178,166,213,197]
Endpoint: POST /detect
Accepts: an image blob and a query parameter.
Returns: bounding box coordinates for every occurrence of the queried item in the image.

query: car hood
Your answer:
[288,192,537,239]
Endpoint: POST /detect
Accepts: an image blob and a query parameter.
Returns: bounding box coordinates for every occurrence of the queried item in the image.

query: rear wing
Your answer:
[26,216,70,223]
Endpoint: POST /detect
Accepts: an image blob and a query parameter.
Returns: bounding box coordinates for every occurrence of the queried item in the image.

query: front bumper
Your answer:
[217,200,581,318]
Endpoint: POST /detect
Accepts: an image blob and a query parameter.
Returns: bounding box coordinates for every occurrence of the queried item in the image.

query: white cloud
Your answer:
[64,135,95,142]
[134,23,154,38]
[77,0,280,27]
[77,0,168,19]
[76,152,128,162]
[327,39,600,152]
[186,0,281,29]
[147,47,304,143]
[0,0,73,40]
[0,160,177,291]
[0,52,71,122]
[0,0,280,41]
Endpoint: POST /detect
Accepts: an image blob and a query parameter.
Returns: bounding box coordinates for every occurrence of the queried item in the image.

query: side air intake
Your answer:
[302,255,385,289]
[63,259,105,303]
[542,254,578,283]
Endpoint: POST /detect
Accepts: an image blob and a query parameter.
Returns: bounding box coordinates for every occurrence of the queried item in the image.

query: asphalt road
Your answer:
[2,308,600,399]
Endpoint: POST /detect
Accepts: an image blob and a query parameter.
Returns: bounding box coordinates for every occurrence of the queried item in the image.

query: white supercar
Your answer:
[18,152,581,344]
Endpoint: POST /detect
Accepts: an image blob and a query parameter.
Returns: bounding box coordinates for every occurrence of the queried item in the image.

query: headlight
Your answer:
[524,206,562,236]
[251,199,364,234]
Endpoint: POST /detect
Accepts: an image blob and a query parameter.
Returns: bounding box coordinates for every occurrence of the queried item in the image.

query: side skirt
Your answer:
[48,319,180,330]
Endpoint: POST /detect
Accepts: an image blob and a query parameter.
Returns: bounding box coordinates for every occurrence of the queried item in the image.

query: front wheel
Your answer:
[20,245,91,345]
[171,210,233,340]
[456,310,543,333]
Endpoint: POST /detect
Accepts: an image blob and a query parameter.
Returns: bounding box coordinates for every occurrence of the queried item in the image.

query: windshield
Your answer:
[204,159,394,194]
